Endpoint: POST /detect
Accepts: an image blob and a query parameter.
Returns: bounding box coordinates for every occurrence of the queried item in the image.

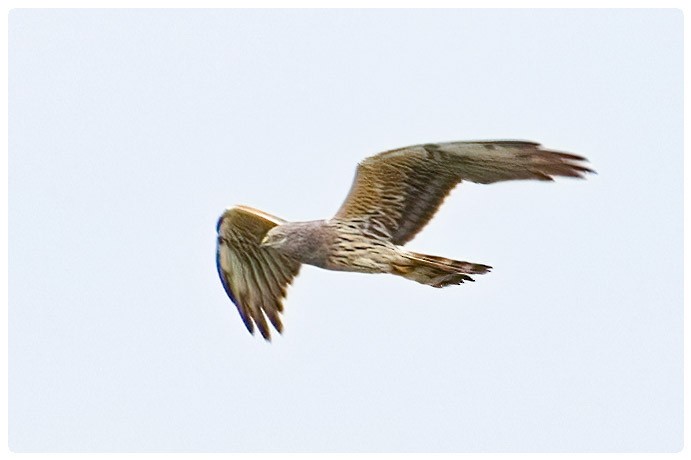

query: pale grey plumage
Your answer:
[216,140,593,340]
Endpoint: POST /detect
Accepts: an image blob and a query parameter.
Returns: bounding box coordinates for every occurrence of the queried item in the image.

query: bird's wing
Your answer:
[216,205,301,340]
[333,141,593,245]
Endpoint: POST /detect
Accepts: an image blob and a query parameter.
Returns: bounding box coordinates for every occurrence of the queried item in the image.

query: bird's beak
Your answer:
[260,235,270,247]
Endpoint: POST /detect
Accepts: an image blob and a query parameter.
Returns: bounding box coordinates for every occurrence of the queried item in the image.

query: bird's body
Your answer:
[268,219,399,273]
[216,140,593,339]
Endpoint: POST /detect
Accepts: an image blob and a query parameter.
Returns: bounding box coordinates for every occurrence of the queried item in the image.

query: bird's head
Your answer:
[260,220,326,261]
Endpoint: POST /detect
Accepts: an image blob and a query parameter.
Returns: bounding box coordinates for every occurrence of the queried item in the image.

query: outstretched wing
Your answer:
[216,205,301,340]
[333,141,593,245]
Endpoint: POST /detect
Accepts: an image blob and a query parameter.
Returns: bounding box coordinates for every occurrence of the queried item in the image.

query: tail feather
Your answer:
[392,251,492,288]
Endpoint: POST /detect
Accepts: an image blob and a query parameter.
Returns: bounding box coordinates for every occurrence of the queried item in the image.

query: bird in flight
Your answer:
[216,140,593,340]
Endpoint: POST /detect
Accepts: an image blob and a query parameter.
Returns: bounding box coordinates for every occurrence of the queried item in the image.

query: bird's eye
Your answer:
[262,231,285,247]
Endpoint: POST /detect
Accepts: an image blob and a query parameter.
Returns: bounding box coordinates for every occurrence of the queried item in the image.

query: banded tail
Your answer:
[392,251,492,288]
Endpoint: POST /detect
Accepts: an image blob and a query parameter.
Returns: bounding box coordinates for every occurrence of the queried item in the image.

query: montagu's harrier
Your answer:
[216,140,593,339]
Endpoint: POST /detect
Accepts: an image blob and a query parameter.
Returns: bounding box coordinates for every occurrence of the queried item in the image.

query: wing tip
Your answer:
[532,146,596,180]
[242,315,256,335]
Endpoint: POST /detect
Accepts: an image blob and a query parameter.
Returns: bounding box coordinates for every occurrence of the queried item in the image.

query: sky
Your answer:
[8,9,683,452]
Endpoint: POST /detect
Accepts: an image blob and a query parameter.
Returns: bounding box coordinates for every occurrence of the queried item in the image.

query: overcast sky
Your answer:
[9,9,682,452]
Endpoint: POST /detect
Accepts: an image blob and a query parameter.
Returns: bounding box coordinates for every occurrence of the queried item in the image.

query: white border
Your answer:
[2,1,687,458]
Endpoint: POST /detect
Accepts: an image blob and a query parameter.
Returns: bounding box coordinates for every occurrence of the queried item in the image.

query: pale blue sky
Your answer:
[9,9,683,452]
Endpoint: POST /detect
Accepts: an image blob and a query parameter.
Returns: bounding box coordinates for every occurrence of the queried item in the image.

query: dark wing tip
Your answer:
[240,312,256,335]
[531,147,596,180]
[257,321,272,341]
[552,151,588,162]
[474,263,493,274]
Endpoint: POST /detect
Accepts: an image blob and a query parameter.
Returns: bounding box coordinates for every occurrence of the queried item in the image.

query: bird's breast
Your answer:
[325,226,399,274]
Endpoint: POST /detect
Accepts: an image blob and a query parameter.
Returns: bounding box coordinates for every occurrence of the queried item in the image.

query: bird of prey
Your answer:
[216,140,593,340]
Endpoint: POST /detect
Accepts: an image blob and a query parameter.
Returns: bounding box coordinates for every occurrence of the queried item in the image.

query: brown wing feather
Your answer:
[216,205,301,340]
[333,141,593,245]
